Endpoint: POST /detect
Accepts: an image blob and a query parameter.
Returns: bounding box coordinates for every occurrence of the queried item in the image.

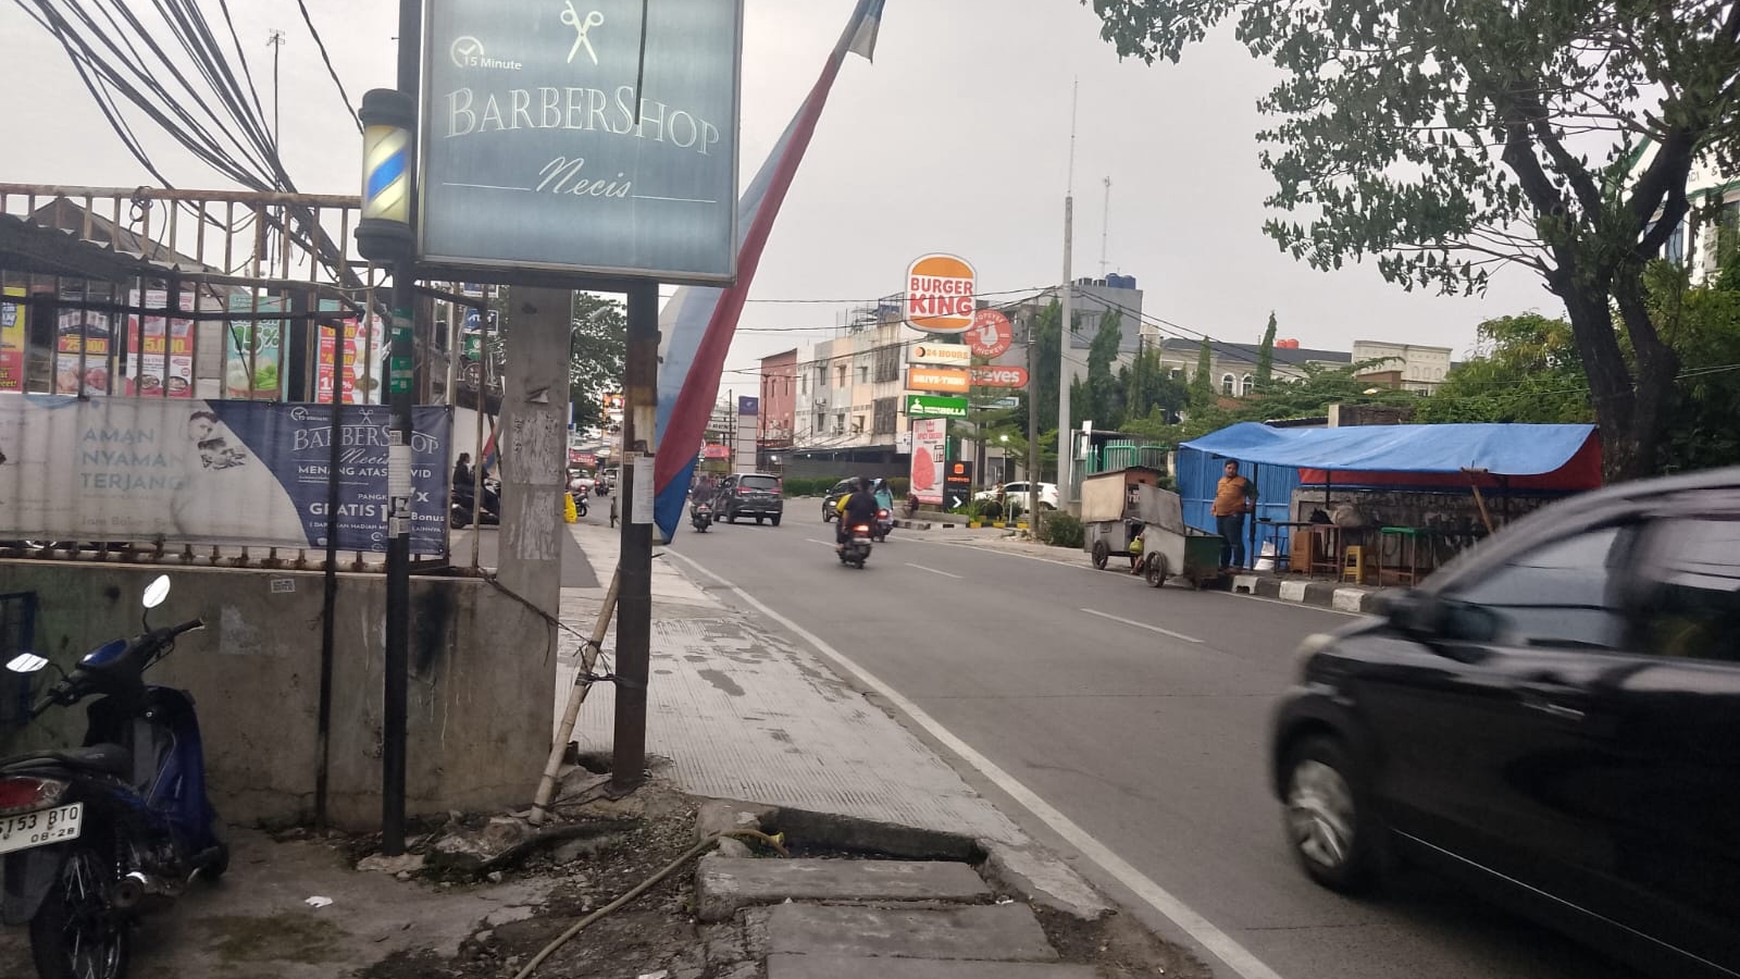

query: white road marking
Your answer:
[663,549,1287,979]
[805,538,837,547]
[1079,607,1203,644]
[905,562,963,579]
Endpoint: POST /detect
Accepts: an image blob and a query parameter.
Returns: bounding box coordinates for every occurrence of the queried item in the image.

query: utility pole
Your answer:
[1025,308,1040,532]
[610,281,659,792]
[267,29,286,150]
[1099,176,1112,277]
[381,0,421,858]
[1057,79,1078,512]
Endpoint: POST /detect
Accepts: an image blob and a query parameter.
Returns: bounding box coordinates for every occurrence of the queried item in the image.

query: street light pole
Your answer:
[381,0,422,856]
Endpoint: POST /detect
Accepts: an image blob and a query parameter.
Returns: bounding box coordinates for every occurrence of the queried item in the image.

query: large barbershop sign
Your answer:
[421,0,744,283]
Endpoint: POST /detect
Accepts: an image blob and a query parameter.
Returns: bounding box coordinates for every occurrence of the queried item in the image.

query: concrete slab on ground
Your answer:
[760,903,1057,962]
[1229,571,1387,613]
[560,522,1025,846]
[767,956,1099,979]
[695,856,991,921]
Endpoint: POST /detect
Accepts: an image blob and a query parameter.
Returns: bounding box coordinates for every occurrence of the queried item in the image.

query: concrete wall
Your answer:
[0,562,555,830]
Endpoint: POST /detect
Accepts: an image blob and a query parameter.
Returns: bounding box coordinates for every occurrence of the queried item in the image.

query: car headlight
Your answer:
[1293,633,1334,680]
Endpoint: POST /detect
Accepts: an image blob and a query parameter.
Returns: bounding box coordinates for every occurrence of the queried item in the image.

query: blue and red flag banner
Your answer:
[651,0,886,541]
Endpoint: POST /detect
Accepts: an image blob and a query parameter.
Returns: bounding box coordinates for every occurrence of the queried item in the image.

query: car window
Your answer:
[832,480,855,494]
[1450,526,1629,649]
[742,475,779,492]
[1631,518,1740,664]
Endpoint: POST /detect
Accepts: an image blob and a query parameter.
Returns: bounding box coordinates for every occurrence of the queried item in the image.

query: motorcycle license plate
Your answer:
[0,803,83,855]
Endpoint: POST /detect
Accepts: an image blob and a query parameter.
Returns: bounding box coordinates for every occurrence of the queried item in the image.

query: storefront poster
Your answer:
[315,304,386,405]
[54,306,113,396]
[910,417,947,506]
[0,289,25,392]
[124,290,196,398]
[225,294,283,399]
[0,396,451,554]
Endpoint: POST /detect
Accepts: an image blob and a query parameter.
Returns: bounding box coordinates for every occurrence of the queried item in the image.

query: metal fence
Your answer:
[0,184,495,572]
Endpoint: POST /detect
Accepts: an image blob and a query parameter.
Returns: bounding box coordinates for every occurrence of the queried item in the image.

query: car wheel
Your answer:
[823,507,832,522]
[1282,736,1381,893]
[1091,539,1110,570]
[770,515,781,527]
[755,516,765,525]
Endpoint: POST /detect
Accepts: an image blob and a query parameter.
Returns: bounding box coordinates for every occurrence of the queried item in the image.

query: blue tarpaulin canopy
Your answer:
[1180,422,1598,476]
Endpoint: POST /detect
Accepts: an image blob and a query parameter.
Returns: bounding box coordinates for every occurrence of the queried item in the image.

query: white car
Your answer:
[974,481,1058,510]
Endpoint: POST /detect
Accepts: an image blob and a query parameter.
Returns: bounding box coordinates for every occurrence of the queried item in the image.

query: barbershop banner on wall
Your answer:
[0,396,451,554]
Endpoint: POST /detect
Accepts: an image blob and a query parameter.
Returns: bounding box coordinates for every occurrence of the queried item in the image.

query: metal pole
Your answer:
[611,280,659,792]
[381,0,421,857]
[315,318,345,830]
[1026,310,1040,531]
[1058,79,1078,512]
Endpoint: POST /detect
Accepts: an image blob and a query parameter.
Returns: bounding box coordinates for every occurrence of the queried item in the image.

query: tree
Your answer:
[1188,337,1215,411]
[492,290,626,433]
[1087,0,1740,480]
[1121,346,1188,428]
[1029,301,1063,435]
[1081,311,1126,427]
[565,293,627,433]
[1414,313,1594,424]
[1255,312,1278,388]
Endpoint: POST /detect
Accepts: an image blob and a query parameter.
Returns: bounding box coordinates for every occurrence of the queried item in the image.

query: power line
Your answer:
[294,0,361,133]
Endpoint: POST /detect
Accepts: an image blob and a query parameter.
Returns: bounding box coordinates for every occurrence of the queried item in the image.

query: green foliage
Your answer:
[1041,511,1085,549]
[1188,338,1215,411]
[1414,314,1594,424]
[1646,263,1740,472]
[1256,313,1278,388]
[1030,301,1062,435]
[1081,311,1126,428]
[1084,0,1740,479]
[1127,361,1421,444]
[1119,347,1188,431]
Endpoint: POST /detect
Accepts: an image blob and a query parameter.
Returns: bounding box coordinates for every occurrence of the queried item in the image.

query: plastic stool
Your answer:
[1342,545,1366,584]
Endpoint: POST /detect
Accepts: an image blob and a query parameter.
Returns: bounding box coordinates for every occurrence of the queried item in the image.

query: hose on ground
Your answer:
[509,829,789,979]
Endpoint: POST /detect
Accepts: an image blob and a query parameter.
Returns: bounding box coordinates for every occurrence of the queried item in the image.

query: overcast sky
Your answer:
[1,0,1556,386]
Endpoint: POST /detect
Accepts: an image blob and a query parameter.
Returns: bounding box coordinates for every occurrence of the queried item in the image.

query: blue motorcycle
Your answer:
[1,574,226,979]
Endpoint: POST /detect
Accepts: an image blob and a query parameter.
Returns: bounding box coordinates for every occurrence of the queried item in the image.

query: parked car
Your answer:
[715,473,784,526]
[1270,466,1740,978]
[973,481,1058,510]
[821,478,857,522]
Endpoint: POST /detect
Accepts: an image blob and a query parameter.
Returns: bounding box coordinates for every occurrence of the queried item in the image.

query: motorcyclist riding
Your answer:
[835,477,879,550]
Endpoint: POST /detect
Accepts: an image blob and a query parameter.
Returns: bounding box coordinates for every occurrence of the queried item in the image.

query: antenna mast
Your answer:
[1099,176,1111,277]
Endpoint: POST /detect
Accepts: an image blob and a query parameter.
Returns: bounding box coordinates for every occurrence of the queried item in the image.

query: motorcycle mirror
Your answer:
[6,652,49,674]
[142,574,172,610]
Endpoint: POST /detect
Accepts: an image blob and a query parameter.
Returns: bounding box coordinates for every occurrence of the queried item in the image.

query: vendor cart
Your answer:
[1081,467,1170,569]
[1138,522,1226,590]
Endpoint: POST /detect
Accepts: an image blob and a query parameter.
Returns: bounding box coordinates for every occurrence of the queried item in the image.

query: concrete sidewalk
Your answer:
[557,521,1025,845]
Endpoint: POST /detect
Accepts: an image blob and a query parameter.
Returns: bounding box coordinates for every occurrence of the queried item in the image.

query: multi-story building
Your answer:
[1350,340,1452,393]
[1152,338,1351,396]
[757,348,797,448]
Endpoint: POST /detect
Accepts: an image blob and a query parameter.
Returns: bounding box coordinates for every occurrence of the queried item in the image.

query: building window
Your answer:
[1221,373,1235,395]
[874,343,901,383]
[836,365,848,387]
[857,365,869,384]
[834,412,846,434]
[815,364,827,389]
[852,415,866,434]
[1667,220,1687,265]
[873,397,898,435]
[813,412,826,434]
[1169,368,1182,380]
[1240,373,1254,395]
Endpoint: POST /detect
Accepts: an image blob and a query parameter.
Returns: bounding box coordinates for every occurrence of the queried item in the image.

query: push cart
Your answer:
[1081,467,1170,570]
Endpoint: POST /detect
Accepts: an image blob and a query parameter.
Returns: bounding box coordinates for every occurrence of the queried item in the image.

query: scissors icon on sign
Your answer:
[562,2,603,65]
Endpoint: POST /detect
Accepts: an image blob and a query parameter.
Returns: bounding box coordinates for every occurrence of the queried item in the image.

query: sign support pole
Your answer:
[611,280,659,793]
[381,0,421,857]
[1026,309,1040,531]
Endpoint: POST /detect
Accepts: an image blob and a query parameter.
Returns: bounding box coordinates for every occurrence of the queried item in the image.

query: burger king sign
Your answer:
[905,254,976,334]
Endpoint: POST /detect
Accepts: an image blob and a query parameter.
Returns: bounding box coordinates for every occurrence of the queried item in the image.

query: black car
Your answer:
[715,472,784,526]
[821,478,857,522]
[1271,467,1740,978]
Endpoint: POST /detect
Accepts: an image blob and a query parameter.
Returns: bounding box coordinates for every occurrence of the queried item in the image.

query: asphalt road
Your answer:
[661,508,1643,979]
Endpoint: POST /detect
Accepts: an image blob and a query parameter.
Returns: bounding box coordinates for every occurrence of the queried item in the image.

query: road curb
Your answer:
[1229,573,1386,614]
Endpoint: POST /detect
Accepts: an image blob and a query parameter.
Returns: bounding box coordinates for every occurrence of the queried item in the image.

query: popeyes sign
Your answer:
[905,254,976,334]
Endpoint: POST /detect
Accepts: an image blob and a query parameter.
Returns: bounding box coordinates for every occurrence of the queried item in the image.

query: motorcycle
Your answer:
[451,477,502,529]
[691,499,713,533]
[874,508,894,543]
[1,574,226,979]
[838,523,873,569]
